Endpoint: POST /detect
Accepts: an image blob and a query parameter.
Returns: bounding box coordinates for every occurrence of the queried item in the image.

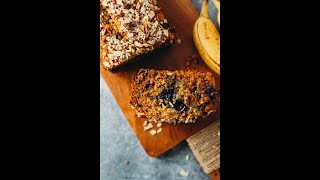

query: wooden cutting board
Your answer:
[100,0,220,158]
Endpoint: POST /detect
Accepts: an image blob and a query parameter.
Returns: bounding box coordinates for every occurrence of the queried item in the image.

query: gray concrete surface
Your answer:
[100,1,218,179]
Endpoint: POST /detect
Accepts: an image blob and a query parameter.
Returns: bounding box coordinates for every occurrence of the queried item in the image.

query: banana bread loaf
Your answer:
[100,0,175,70]
[130,69,219,124]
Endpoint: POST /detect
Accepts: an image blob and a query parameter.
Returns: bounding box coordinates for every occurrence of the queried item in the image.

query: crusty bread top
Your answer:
[100,0,174,69]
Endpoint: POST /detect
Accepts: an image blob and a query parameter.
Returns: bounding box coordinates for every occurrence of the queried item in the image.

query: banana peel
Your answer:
[193,0,220,75]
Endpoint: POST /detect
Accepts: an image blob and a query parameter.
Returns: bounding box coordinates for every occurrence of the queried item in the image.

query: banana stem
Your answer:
[200,0,209,18]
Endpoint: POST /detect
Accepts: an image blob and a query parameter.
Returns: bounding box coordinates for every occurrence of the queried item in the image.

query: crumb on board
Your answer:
[144,123,153,131]
[157,128,162,133]
[185,54,199,69]
[191,55,198,64]
[180,169,189,177]
[150,130,157,135]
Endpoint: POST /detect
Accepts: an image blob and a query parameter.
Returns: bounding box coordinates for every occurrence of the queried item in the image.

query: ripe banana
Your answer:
[193,0,220,75]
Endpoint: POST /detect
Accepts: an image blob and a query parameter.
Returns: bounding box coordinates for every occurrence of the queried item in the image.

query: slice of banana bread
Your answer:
[130,69,219,124]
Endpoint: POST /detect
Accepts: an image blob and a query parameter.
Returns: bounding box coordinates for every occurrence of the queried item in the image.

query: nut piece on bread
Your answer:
[130,69,219,124]
[100,0,175,70]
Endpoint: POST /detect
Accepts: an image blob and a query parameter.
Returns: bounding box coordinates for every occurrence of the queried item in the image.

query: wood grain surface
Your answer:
[100,0,220,158]
[209,170,220,180]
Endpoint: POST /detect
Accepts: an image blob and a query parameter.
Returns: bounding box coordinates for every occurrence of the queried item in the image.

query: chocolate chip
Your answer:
[125,4,131,9]
[205,86,217,100]
[161,23,170,29]
[116,33,122,40]
[192,86,197,92]
[145,83,154,90]
[157,86,174,105]
[127,22,136,30]
[174,100,189,112]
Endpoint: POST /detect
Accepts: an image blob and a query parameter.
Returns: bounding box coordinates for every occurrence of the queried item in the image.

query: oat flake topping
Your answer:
[100,0,174,69]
